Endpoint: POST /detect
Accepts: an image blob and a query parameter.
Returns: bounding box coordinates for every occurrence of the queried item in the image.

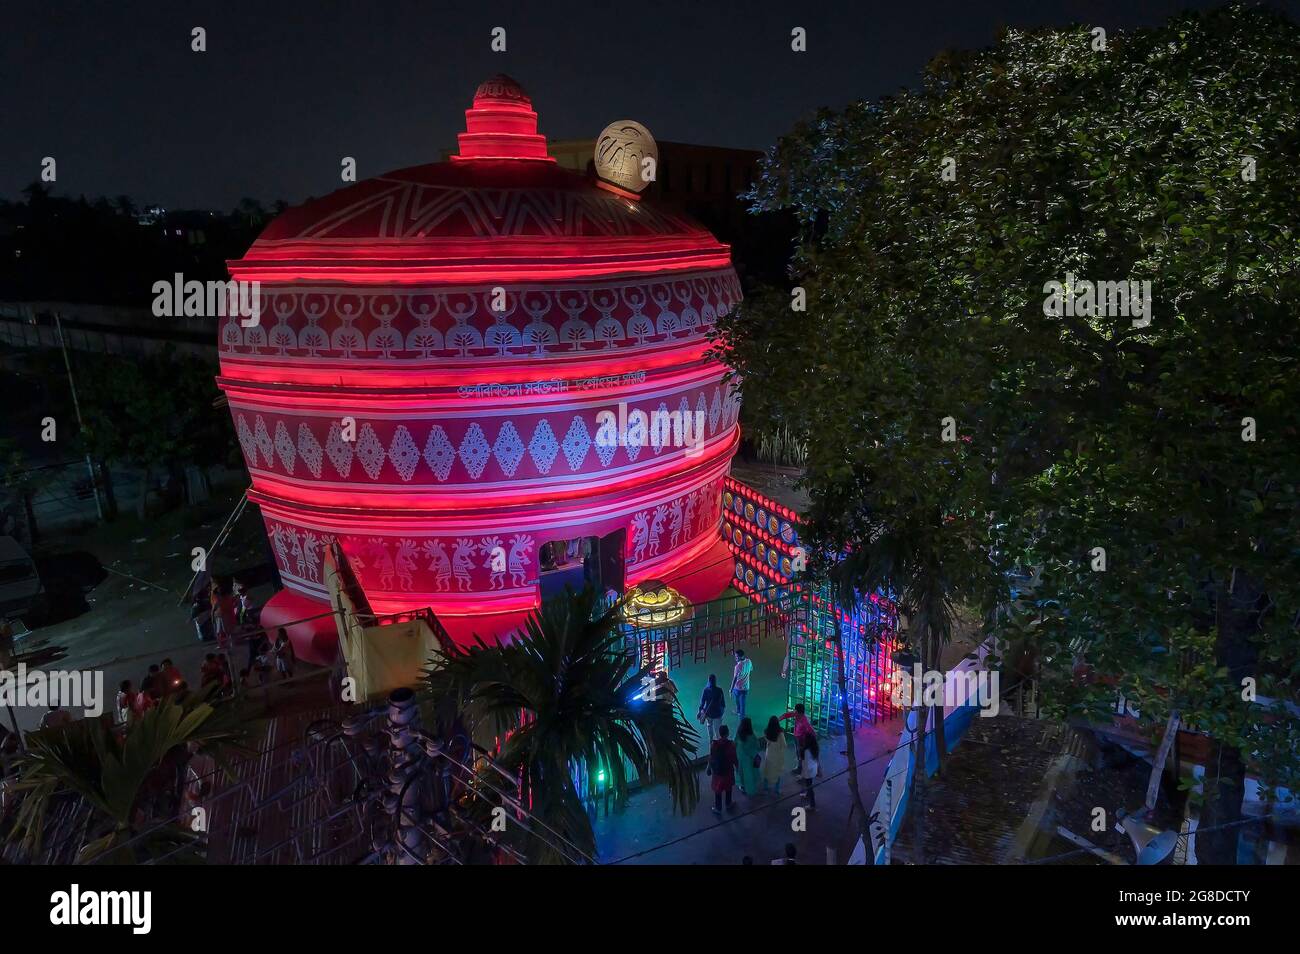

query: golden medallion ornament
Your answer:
[622,580,690,628]
[594,120,658,193]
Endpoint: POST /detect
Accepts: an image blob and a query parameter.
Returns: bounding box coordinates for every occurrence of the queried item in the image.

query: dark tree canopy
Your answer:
[717,4,1300,798]
[0,185,272,306]
[76,349,235,476]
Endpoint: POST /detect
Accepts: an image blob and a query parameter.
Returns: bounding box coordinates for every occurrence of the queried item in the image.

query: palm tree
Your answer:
[5,690,254,864]
[424,587,700,863]
[830,511,973,864]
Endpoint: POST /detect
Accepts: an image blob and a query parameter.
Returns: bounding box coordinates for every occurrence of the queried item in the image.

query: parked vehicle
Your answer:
[0,535,42,623]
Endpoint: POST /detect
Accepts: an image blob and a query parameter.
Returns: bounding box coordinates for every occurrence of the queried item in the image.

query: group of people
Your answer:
[242,627,296,686]
[186,625,296,698]
[192,577,258,649]
[539,537,591,572]
[696,649,822,816]
[111,623,296,728]
[114,656,194,726]
[195,573,295,689]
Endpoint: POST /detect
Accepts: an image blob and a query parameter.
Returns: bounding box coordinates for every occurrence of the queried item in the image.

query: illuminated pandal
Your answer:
[218,74,742,664]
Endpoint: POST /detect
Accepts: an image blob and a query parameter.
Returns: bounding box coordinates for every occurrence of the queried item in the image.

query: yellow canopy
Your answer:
[325,543,441,700]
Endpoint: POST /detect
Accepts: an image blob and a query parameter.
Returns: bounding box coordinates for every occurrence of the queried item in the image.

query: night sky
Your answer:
[4,0,1295,209]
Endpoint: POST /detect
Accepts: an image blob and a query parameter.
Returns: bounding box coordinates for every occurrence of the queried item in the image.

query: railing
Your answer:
[619,577,802,672]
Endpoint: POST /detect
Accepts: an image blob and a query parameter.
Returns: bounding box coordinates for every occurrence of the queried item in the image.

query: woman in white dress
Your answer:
[759,715,788,794]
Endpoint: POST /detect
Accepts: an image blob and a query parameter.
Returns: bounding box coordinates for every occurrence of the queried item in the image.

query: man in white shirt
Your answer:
[731,649,753,720]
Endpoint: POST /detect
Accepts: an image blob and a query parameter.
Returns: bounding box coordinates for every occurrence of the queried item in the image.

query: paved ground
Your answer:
[607,583,914,865]
[5,474,917,866]
[666,621,791,738]
[5,485,278,733]
[594,713,902,865]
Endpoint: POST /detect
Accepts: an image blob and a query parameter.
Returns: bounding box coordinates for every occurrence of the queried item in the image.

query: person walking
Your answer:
[115,680,136,728]
[759,715,788,795]
[734,717,762,796]
[246,629,269,679]
[217,653,234,696]
[159,658,184,697]
[200,654,223,690]
[253,634,274,686]
[191,589,213,642]
[134,682,160,717]
[779,702,817,773]
[209,580,229,650]
[273,630,296,681]
[731,649,753,720]
[696,674,726,740]
[139,664,160,699]
[234,579,252,626]
[707,724,739,815]
[798,735,820,810]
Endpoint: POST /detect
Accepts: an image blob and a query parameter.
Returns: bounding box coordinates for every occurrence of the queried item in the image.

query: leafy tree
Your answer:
[718,3,1300,862]
[0,437,42,542]
[75,349,229,517]
[424,588,700,863]
[6,692,253,863]
[235,197,266,229]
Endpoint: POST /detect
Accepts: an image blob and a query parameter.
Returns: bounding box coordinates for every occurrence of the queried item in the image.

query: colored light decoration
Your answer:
[218,75,743,664]
[622,580,690,628]
[720,477,900,733]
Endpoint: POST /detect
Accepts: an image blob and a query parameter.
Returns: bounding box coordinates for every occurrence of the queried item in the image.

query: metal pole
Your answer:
[386,688,428,864]
[53,312,103,521]
[178,490,247,604]
[882,777,892,866]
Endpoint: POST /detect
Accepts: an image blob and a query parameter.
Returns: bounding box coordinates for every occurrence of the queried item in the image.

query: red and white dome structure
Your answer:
[219,76,742,663]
